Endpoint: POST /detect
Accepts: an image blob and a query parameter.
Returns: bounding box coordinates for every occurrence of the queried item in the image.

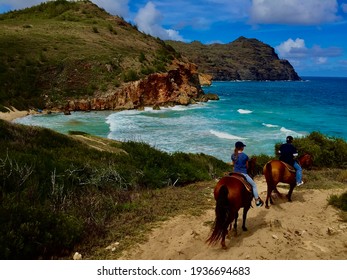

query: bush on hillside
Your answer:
[328,192,347,211]
[274,132,347,169]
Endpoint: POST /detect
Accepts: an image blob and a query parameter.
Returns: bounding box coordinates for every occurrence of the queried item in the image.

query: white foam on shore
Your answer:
[237,109,253,114]
[210,130,247,140]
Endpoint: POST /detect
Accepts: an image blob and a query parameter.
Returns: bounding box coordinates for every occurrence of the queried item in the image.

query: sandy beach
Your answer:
[0,107,32,122]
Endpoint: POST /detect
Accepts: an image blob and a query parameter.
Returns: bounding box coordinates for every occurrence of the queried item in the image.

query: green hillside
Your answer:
[0,0,179,111]
[0,119,228,259]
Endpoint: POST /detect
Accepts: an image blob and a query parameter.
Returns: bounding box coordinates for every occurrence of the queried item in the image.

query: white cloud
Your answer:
[316,57,328,64]
[276,38,343,70]
[276,38,308,58]
[250,0,340,25]
[134,1,184,41]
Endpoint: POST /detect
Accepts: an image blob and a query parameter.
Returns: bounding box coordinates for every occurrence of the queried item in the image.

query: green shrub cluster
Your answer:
[0,120,228,259]
[328,192,347,212]
[274,132,347,168]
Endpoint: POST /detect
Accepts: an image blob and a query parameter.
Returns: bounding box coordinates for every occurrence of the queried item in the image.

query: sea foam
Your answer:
[210,130,246,140]
[262,123,279,128]
[237,109,253,114]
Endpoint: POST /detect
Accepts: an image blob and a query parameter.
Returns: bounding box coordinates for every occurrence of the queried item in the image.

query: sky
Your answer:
[1,0,347,77]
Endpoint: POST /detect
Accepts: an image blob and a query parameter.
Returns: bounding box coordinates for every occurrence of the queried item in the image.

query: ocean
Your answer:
[15,76,347,162]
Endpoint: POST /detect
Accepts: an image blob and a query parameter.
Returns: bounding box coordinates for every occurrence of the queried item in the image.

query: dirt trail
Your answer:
[119,177,347,260]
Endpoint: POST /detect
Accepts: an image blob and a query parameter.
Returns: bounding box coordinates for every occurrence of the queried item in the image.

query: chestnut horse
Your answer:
[206,158,256,249]
[263,154,313,208]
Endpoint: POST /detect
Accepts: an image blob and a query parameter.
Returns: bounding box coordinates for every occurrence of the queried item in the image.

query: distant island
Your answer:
[167,37,300,81]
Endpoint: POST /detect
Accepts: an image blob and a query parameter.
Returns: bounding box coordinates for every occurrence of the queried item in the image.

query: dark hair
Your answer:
[286,136,293,143]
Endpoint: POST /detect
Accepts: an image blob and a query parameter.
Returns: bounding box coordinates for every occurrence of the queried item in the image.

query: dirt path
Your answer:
[119,177,347,260]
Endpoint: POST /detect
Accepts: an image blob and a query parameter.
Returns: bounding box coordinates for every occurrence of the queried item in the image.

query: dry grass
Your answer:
[76,181,215,259]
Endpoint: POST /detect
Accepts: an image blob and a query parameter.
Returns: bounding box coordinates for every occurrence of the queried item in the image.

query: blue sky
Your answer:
[1,0,347,77]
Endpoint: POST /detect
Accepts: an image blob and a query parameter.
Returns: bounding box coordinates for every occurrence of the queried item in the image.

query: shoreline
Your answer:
[0,107,54,122]
[0,107,31,122]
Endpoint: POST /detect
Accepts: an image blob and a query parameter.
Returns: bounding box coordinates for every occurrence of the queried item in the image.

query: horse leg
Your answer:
[265,187,272,209]
[286,184,295,202]
[274,187,282,197]
[233,212,238,232]
[242,206,250,231]
[221,228,228,249]
[221,214,233,249]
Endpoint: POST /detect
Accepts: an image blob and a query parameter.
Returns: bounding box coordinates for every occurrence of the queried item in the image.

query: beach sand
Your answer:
[0,107,31,122]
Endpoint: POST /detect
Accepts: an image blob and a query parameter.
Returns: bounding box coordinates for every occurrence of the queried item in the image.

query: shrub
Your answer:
[275,132,347,169]
[328,192,347,211]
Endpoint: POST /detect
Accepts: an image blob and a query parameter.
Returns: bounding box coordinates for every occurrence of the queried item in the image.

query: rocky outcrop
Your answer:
[64,60,217,112]
[199,73,213,86]
[167,37,301,81]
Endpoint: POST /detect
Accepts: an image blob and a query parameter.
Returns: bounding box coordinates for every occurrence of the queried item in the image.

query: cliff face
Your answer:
[167,37,301,81]
[64,60,217,111]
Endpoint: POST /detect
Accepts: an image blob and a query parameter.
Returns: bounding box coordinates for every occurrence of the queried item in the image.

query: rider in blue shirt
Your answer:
[232,141,263,207]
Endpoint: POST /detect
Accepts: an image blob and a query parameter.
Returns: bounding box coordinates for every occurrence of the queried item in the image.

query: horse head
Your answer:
[247,157,257,179]
[298,153,313,169]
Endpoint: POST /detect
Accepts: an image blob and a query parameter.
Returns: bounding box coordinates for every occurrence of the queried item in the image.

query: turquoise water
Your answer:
[15,77,347,162]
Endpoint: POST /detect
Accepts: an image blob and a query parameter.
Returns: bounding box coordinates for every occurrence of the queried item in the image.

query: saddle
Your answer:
[227,172,253,194]
[281,161,296,173]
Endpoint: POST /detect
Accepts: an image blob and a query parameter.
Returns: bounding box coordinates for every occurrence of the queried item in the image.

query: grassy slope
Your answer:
[0,119,229,259]
[0,0,179,110]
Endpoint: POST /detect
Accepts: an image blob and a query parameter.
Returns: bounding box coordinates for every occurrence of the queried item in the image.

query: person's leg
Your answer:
[243,173,259,198]
[293,161,303,184]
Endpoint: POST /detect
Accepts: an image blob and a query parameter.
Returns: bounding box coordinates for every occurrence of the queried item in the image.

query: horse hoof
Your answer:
[265,205,270,209]
[242,227,248,231]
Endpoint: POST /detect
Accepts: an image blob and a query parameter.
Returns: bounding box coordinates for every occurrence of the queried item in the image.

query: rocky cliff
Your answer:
[167,37,301,81]
[64,60,218,112]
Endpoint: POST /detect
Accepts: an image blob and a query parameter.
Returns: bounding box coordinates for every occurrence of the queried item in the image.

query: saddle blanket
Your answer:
[227,172,253,194]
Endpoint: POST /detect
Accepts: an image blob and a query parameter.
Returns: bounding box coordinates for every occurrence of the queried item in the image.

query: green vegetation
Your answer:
[0,121,346,259]
[328,192,347,211]
[250,131,347,173]
[0,0,179,110]
[0,120,228,259]
[274,131,347,168]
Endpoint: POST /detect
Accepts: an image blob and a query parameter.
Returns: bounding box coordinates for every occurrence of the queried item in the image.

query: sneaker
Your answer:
[296,181,304,187]
[255,198,263,208]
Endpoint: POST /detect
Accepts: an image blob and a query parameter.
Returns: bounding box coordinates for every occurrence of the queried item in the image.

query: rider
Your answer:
[231,141,264,207]
[278,136,303,187]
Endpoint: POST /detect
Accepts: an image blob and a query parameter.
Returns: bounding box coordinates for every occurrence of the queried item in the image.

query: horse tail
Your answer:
[206,185,231,245]
[264,162,273,186]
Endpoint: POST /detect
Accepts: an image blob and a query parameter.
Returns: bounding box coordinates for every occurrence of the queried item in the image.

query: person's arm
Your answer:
[292,146,298,158]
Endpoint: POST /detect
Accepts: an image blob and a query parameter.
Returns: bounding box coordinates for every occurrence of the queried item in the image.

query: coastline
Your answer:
[0,107,39,122]
[0,107,29,122]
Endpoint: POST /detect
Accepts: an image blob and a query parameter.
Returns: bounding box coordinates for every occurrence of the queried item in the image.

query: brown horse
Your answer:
[263,154,313,208]
[206,158,256,249]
